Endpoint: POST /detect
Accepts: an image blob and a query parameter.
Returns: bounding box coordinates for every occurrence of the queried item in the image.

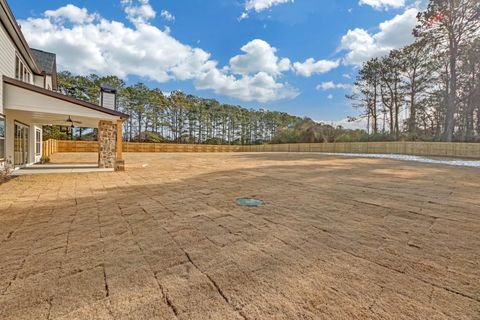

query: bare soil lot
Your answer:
[1,153,479,319]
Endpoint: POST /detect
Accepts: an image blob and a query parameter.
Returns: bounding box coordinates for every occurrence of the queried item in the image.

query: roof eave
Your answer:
[3,76,129,119]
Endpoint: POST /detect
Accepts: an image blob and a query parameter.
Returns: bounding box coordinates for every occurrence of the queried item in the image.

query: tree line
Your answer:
[348,0,480,142]
[56,72,300,144]
[55,72,364,144]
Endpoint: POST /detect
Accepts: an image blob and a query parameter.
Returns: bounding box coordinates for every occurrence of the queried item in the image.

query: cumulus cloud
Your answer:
[293,58,340,77]
[195,69,298,103]
[229,39,291,75]
[245,0,294,12]
[316,81,352,91]
[19,1,299,103]
[160,10,175,22]
[340,8,418,65]
[44,4,98,24]
[240,0,294,20]
[359,0,405,10]
[121,0,156,24]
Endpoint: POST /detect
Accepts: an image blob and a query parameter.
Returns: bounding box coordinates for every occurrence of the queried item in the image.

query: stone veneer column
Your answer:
[98,120,116,169]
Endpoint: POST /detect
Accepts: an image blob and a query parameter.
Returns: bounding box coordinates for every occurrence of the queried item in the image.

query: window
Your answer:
[15,54,33,84]
[15,56,20,80]
[19,61,24,81]
[0,116,5,160]
[35,129,41,155]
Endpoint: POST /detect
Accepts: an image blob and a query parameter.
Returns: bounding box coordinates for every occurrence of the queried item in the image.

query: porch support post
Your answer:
[115,119,125,171]
[116,119,123,161]
[98,120,116,169]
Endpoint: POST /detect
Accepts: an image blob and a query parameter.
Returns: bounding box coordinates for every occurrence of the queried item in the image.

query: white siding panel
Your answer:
[45,75,52,90]
[0,21,17,113]
[34,75,44,88]
[101,92,116,110]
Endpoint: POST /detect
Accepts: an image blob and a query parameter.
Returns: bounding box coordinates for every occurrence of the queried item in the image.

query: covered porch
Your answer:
[2,77,127,171]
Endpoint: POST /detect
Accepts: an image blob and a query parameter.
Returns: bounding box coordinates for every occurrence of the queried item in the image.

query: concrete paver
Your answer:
[0,152,479,319]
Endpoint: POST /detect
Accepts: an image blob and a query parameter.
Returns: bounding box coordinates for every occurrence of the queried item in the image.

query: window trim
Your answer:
[35,128,41,155]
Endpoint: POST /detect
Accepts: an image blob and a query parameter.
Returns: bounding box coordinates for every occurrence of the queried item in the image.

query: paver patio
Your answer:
[0,152,479,319]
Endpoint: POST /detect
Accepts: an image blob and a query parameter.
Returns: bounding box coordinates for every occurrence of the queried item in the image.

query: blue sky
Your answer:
[11,0,421,126]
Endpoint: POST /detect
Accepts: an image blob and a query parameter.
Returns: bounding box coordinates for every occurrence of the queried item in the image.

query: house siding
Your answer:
[101,92,116,110]
[45,75,52,90]
[0,20,16,114]
[34,74,44,87]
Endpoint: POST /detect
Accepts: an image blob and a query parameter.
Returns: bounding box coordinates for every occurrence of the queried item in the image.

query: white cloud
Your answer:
[240,0,294,20]
[229,39,291,75]
[121,0,156,24]
[195,69,298,103]
[359,0,405,10]
[160,10,175,22]
[245,0,294,12]
[239,12,249,20]
[20,2,298,103]
[340,8,418,65]
[316,81,352,91]
[374,8,418,47]
[327,94,334,100]
[293,58,340,77]
[45,4,98,24]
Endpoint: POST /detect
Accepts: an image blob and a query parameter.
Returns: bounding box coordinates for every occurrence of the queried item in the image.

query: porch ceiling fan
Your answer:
[50,116,83,127]
[65,116,82,125]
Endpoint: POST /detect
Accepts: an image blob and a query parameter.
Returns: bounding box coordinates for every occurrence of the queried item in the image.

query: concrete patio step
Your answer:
[12,164,114,175]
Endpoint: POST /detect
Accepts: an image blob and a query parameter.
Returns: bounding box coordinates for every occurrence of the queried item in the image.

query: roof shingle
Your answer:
[31,48,56,74]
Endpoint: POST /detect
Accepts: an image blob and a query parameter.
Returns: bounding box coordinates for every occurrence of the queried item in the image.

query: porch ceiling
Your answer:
[3,76,127,128]
[5,110,104,128]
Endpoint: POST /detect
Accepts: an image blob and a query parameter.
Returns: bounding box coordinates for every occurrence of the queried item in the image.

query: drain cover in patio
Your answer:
[236,198,264,207]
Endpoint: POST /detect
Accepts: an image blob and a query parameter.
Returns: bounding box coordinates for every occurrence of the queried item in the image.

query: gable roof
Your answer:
[31,49,56,74]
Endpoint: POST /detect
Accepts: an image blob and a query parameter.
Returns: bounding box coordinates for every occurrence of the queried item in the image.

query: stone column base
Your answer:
[98,121,116,169]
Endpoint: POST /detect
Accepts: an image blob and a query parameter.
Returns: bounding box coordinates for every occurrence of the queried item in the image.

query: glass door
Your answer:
[14,122,29,166]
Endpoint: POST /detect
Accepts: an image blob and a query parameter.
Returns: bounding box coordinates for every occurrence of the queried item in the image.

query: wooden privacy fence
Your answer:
[122,142,243,153]
[57,140,99,152]
[51,140,243,153]
[47,140,480,159]
[243,142,480,159]
[42,139,59,158]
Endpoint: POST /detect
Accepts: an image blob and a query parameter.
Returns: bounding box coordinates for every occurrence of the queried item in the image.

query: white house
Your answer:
[0,0,128,170]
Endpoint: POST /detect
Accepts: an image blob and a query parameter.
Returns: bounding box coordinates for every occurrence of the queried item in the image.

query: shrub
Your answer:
[0,161,13,184]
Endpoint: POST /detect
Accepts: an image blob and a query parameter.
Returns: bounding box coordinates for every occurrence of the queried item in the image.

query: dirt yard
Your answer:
[1,153,479,319]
